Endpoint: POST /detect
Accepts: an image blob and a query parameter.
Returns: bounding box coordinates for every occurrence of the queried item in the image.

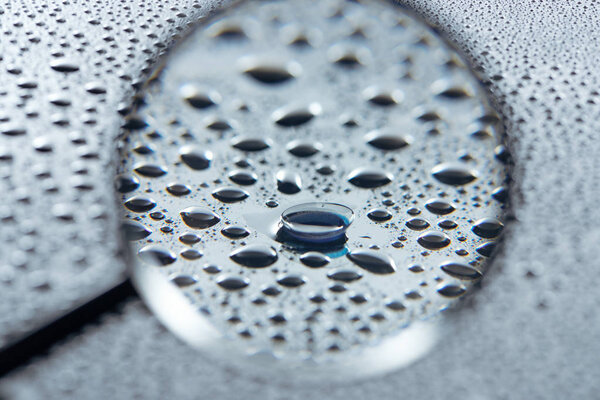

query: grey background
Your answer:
[1,0,599,399]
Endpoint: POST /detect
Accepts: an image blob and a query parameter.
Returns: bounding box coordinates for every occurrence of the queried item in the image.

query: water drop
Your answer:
[133,163,167,178]
[166,183,191,197]
[300,251,331,268]
[327,269,363,282]
[438,219,458,229]
[287,140,321,158]
[121,220,151,241]
[276,170,302,194]
[425,198,456,215]
[440,261,482,280]
[180,207,221,229]
[115,174,139,193]
[367,208,392,222]
[124,196,156,213]
[363,87,402,106]
[364,130,411,150]
[242,59,301,84]
[492,186,508,203]
[347,168,393,188]
[180,249,203,260]
[228,170,257,186]
[217,275,249,290]
[273,103,321,127]
[417,231,451,249]
[476,242,496,257]
[179,233,201,245]
[209,21,247,40]
[280,202,353,243]
[406,218,430,230]
[277,275,306,288]
[230,244,278,268]
[212,187,249,203]
[180,146,213,170]
[386,300,406,311]
[431,163,478,185]
[437,283,467,297]
[171,275,198,288]
[231,136,271,152]
[436,86,471,99]
[138,245,176,266]
[472,218,504,238]
[180,84,221,109]
[347,249,396,274]
[316,165,336,175]
[49,58,79,73]
[221,226,250,239]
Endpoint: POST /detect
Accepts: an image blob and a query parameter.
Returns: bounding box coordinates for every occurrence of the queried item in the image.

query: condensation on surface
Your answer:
[117,0,508,361]
[3,0,600,398]
[0,0,231,348]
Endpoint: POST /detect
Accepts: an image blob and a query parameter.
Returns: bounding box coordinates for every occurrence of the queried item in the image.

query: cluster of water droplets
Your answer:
[118,0,509,360]
[0,0,234,347]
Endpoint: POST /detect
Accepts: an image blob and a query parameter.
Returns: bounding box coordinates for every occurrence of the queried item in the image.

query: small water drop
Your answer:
[138,245,176,266]
[209,21,247,40]
[436,86,471,99]
[273,103,321,127]
[347,168,393,188]
[431,163,478,185]
[231,136,271,152]
[327,269,363,282]
[212,187,249,203]
[406,218,430,230]
[367,208,392,222]
[316,165,336,175]
[425,198,456,215]
[491,186,508,203]
[217,275,250,290]
[472,218,504,238]
[133,163,168,178]
[287,140,322,158]
[300,251,331,268]
[124,196,156,213]
[363,87,402,106]
[277,274,306,288]
[180,207,221,229]
[166,183,191,197]
[115,174,140,193]
[171,275,198,287]
[276,170,302,194]
[180,249,203,260]
[179,232,201,245]
[180,146,213,170]
[440,261,482,280]
[437,283,467,297]
[364,130,410,150]
[121,220,151,241]
[242,59,301,84]
[230,244,278,268]
[347,249,396,274]
[49,58,79,73]
[221,226,250,239]
[417,231,451,249]
[476,242,496,257]
[180,84,221,109]
[228,170,257,186]
[438,219,458,230]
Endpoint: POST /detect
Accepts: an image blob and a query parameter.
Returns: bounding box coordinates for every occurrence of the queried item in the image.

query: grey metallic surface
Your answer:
[1,0,599,399]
